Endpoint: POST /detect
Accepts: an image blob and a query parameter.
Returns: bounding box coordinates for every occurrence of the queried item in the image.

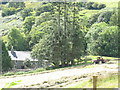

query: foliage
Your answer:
[5,28,26,51]
[88,13,100,26]
[2,72,15,76]
[2,2,25,17]
[35,3,54,16]
[2,80,22,89]
[1,40,12,72]
[97,4,106,9]
[109,11,118,26]
[97,11,113,23]
[26,26,44,50]
[1,1,118,67]
[97,26,118,57]
[20,8,33,20]
[2,7,17,17]
[23,59,32,68]
[86,22,118,57]
[8,2,25,9]
[1,2,8,4]
[31,2,86,67]
[88,10,114,26]
[86,2,94,9]
[22,16,35,34]
[85,2,106,9]
[86,22,108,55]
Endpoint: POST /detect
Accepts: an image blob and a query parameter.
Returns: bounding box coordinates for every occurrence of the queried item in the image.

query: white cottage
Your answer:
[8,51,38,69]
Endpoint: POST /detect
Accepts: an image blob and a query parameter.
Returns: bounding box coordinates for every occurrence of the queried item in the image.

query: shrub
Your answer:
[92,3,99,9]
[1,2,8,4]
[85,2,106,10]
[35,3,53,16]
[15,72,25,75]
[86,2,94,9]
[2,7,17,17]
[33,68,45,73]
[20,8,33,20]
[8,2,25,9]
[97,11,113,23]
[23,59,32,68]
[3,72,15,76]
[97,4,106,9]
[88,13,100,26]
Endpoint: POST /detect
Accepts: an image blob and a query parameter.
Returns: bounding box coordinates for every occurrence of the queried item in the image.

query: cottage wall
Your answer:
[12,60,24,69]
[12,60,39,69]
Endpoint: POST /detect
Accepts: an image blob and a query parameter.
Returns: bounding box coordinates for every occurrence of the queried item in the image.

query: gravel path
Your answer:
[0,64,118,88]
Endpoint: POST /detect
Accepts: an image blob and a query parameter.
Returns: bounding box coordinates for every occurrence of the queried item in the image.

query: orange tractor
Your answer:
[92,57,109,64]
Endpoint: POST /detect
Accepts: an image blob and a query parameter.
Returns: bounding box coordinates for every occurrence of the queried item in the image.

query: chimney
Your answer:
[11,46,14,54]
[11,46,17,58]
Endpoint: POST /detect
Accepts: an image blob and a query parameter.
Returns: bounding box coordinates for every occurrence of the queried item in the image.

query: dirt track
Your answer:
[0,64,118,88]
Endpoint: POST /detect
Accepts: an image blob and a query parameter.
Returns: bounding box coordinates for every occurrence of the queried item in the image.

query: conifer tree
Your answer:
[1,40,12,72]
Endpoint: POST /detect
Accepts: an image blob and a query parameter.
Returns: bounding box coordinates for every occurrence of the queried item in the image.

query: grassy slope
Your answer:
[0,0,118,34]
[0,2,41,35]
[69,74,118,88]
[25,2,42,8]
[80,0,118,18]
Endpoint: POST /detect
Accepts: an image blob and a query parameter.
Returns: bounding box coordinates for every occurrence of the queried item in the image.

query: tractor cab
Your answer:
[93,57,105,64]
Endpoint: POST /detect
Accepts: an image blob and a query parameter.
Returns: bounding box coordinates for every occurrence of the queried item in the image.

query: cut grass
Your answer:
[69,74,118,88]
[2,68,46,76]
[83,65,96,68]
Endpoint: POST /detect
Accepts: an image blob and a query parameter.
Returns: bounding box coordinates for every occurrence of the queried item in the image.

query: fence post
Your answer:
[93,76,98,90]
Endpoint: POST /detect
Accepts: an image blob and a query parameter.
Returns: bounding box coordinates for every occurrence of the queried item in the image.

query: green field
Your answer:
[69,74,118,88]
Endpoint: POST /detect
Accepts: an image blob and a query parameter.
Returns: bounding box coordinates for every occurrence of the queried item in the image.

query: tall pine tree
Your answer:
[1,40,12,72]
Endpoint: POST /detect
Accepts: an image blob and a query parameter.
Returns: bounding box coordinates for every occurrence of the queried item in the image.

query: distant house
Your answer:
[8,51,38,69]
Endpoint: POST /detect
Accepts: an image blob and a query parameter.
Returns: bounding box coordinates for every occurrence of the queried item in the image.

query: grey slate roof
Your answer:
[8,51,38,61]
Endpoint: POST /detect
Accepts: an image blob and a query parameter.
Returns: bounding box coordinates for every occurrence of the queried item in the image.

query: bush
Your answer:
[35,3,53,16]
[88,13,100,26]
[1,2,8,4]
[15,72,25,75]
[2,7,17,17]
[97,4,106,9]
[97,11,113,23]
[3,72,15,76]
[86,2,94,9]
[85,2,106,10]
[8,2,25,9]
[92,3,99,9]
[20,8,33,20]
[23,59,32,68]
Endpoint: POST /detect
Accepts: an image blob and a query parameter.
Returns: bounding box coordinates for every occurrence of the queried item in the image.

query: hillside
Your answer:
[0,1,119,88]
[0,1,119,71]
[0,1,118,34]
